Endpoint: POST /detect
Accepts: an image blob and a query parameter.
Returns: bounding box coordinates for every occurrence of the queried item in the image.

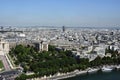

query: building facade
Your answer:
[0,38,9,55]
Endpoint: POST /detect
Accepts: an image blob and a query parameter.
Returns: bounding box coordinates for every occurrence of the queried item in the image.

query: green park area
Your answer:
[0,60,4,70]
[9,45,120,80]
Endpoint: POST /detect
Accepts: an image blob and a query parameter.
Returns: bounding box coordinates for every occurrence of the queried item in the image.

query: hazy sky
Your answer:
[0,0,120,27]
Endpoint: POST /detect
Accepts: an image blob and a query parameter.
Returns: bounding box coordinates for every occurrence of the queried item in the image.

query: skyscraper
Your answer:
[62,26,65,32]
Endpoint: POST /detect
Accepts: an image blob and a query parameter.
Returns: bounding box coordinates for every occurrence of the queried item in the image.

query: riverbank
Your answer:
[27,65,120,80]
[48,69,98,80]
[46,65,120,80]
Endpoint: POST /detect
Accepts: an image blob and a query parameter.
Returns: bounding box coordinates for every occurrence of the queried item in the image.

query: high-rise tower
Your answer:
[62,26,65,32]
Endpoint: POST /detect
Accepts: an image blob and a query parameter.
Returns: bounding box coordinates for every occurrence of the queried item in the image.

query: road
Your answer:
[0,55,11,71]
[0,70,22,80]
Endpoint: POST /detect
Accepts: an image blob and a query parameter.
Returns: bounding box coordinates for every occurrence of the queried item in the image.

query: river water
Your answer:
[64,70,120,80]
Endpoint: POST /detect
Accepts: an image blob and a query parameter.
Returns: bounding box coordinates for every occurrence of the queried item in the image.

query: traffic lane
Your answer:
[0,70,22,80]
[0,70,20,75]
[0,55,11,71]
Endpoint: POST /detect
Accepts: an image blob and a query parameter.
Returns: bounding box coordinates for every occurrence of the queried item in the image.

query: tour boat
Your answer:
[87,68,99,73]
[116,65,120,70]
[102,67,112,72]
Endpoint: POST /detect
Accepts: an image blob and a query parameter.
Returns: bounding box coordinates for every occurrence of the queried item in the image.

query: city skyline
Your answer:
[0,0,120,27]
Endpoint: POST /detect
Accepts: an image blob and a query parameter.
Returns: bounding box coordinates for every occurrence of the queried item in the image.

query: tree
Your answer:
[15,74,27,80]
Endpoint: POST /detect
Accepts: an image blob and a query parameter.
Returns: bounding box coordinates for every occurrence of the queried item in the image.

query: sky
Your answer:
[0,0,120,27]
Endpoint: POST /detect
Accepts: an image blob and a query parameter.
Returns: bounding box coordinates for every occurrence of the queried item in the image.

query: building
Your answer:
[8,40,49,52]
[0,38,9,55]
[0,38,13,70]
[34,41,48,52]
[62,26,65,32]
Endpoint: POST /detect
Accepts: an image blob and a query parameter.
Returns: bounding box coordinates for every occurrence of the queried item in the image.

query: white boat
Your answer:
[102,67,112,72]
[116,65,120,70]
[87,68,99,73]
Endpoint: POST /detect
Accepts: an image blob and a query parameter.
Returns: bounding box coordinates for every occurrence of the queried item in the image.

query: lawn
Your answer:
[0,60,4,68]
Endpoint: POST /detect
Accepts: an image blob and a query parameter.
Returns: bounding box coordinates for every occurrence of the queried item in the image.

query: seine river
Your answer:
[64,70,120,80]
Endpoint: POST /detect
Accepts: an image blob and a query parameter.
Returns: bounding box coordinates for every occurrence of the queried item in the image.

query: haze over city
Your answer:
[1,0,120,80]
[0,0,120,27]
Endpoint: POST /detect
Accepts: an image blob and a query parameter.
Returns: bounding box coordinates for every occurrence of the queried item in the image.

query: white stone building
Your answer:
[0,38,9,55]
